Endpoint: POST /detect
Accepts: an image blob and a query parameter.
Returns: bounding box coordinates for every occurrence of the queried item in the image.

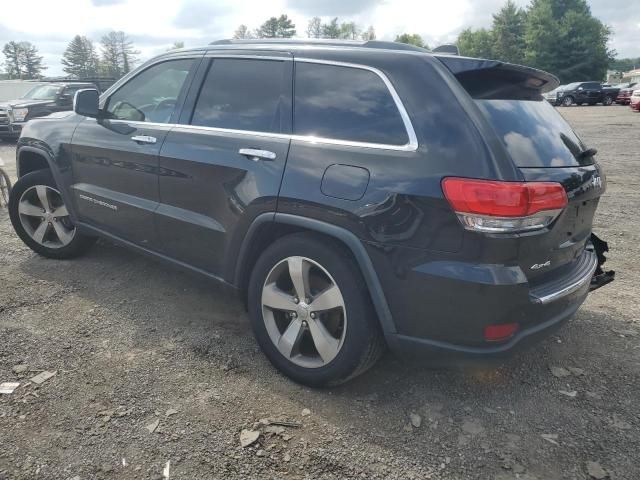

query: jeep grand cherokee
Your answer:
[8,40,614,386]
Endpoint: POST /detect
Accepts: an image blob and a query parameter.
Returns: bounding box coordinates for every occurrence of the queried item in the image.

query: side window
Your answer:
[106,59,195,123]
[294,62,409,146]
[191,59,287,133]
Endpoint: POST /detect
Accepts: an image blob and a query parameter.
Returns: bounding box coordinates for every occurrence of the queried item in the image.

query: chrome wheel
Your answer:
[18,185,75,248]
[261,256,347,368]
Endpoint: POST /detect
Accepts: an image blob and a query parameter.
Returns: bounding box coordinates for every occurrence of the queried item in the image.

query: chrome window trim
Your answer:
[93,54,419,152]
[292,57,419,152]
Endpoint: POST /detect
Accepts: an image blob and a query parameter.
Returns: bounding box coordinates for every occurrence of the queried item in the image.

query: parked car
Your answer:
[556,81,616,106]
[7,40,614,386]
[0,81,97,139]
[631,89,640,111]
[544,85,563,105]
[616,83,639,105]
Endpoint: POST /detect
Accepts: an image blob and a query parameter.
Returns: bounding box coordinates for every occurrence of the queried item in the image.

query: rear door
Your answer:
[70,57,200,247]
[155,52,292,276]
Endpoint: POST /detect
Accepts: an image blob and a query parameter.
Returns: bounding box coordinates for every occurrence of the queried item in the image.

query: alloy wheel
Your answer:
[18,185,75,248]
[261,256,347,368]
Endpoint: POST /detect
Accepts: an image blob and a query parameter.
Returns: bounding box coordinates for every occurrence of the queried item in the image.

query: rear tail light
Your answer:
[442,177,568,233]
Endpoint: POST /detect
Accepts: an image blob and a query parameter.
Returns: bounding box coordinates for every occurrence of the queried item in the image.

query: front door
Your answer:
[156,54,292,276]
[70,57,200,248]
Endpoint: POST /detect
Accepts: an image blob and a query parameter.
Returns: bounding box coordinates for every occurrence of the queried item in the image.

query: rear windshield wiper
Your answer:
[577,147,598,160]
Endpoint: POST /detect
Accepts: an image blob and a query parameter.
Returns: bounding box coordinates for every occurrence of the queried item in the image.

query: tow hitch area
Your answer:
[589,233,615,291]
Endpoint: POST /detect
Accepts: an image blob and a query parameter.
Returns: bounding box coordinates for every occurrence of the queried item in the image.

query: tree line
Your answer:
[232,15,376,41]
[1,2,636,84]
[456,0,614,83]
[1,31,143,80]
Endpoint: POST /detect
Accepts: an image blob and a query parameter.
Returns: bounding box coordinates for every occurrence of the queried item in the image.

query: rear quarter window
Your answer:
[476,99,590,167]
[294,62,409,146]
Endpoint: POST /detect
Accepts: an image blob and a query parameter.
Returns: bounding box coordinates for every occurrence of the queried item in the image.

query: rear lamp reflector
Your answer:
[442,178,568,233]
[484,323,519,342]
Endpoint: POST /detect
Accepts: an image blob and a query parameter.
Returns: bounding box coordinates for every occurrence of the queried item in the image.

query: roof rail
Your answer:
[209,38,430,53]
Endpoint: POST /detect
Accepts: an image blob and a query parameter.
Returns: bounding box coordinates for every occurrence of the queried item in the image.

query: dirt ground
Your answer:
[0,105,638,480]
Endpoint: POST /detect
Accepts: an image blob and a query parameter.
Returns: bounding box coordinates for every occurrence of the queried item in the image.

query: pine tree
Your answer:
[257,15,295,38]
[19,42,46,79]
[322,18,341,39]
[100,31,138,79]
[62,35,99,78]
[524,0,612,82]
[2,41,22,79]
[257,17,279,38]
[276,15,296,38]
[492,0,526,64]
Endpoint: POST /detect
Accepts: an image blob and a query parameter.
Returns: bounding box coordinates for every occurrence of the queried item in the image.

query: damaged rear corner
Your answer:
[589,233,615,291]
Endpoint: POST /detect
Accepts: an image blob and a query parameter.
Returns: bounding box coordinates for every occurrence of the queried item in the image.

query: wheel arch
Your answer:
[17,146,53,178]
[233,212,397,336]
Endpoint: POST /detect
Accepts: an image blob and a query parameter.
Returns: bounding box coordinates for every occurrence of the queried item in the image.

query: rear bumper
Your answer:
[370,245,602,363]
[386,297,583,362]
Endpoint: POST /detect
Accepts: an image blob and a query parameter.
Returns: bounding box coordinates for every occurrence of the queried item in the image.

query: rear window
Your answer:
[475,99,591,168]
[294,62,409,146]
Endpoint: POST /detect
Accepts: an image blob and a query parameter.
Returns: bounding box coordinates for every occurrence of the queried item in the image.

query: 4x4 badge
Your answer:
[592,175,602,189]
[530,260,551,270]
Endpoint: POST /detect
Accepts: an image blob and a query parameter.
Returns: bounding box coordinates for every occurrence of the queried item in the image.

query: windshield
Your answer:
[21,85,61,100]
[476,98,591,168]
[561,82,581,90]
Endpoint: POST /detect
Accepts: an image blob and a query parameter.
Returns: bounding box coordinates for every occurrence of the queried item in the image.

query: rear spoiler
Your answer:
[434,55,560,100]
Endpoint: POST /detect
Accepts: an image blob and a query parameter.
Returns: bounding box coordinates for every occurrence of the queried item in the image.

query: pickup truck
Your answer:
[556,81,618,106]
[0,81,97,139]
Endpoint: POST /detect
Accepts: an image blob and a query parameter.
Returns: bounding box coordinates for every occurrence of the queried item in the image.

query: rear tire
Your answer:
[9,169,96,259]
[0,168,11,208]
[248,233,385,387]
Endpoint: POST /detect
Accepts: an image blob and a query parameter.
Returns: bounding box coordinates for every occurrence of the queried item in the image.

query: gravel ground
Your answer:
[0,105,638,480]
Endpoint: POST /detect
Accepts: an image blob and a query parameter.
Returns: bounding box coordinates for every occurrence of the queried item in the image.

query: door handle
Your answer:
[131,135,157,144]
[238,148,276,161]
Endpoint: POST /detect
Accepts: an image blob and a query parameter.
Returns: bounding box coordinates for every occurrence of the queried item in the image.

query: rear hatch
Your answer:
[437,56,605,282]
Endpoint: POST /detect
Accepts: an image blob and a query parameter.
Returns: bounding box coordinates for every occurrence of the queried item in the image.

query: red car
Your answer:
[630,90,640,111]
[617,82,638,104]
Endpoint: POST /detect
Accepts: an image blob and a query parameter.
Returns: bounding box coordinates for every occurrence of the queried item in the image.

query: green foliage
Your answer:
[170,41,185,50]
[62,35,99,78]
[457,28,495,59]
[455,0,614,83]
[340,22,360,40]
[100,31,139,79]
[2,41,46,79]
[524,0,612,82]
[322,18,341,39]
[257,14,296,38]
[492,0,526,64]
[394,33,426,48]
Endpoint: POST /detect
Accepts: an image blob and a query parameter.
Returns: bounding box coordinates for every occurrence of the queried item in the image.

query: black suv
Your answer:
[555,81,616,106]
[8,40,613,386]
[0,81,97,139]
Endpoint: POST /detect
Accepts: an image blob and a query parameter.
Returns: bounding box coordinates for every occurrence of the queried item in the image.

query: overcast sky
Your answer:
[1,0,638,76]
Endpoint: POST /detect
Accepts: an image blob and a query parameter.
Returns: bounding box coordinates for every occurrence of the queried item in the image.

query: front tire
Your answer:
[562,96,574,107]
[9,169,95,259]
[603,96,613,106]
[248,233,385,387]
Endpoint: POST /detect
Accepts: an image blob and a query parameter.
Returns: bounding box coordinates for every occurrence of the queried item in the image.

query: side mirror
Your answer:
[577,87,584,91]
[73,89,100,118]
